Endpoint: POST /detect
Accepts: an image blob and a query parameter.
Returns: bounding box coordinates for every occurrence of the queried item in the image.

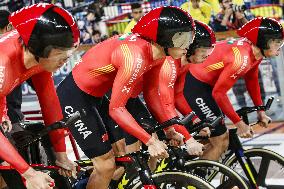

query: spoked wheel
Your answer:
[131,171,214,189]
[185,160,249,189]
[224,148,284,189]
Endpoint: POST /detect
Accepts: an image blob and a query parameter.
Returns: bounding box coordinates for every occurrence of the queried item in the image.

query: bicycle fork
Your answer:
[230,129,259,189]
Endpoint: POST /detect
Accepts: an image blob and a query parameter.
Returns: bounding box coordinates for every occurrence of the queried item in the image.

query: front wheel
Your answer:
[131,171,214,189]
[224,148,284,189]
[185,159,249,189]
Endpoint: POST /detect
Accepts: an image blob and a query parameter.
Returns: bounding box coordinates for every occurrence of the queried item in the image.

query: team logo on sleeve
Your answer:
[230,47,248,79]
[120,44,144,93]
[119,33,131,41]
[0,66,5,90]
[162,59,177,88]
[118,33,138,42]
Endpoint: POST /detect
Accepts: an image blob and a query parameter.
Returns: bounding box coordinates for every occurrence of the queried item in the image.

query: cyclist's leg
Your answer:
[183,72,229,161]
[57,74,115,189]
[100,94,126,156]
[100,94,152,156]
[88,151,115,189]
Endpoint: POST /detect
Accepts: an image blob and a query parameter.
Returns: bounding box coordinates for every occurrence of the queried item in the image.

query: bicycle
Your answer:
[74,113,215,189]
[0,111,83,189]
[220,97,284,189]
[150,116,250,189]
[2,111,214,189]
[192,97,284,189]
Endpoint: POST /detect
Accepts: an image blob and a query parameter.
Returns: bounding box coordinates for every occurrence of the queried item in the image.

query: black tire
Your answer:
[130,171,214,189]
[185,160,249,189]
[224,148,284,189]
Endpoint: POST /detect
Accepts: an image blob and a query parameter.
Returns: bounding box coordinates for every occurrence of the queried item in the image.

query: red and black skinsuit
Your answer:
[0,30,66,174]
[175,39,263,136]
[57,33,191,157]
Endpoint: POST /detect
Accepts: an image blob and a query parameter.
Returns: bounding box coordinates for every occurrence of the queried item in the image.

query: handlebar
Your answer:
[236,97,274,116]
[152,112,196,133]
[236,97,274,125]
[149,111,223,141]
[188,116,223,134]
[18,109,85,150]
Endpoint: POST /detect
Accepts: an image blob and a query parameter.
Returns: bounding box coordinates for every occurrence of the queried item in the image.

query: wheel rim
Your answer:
[226,149,284,189]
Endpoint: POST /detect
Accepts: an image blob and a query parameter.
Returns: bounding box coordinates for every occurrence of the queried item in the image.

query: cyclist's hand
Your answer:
[55,152,77,178]
[185,138,204,156]
[146,136,168,159]
[257,111,271,128]
[22,167,54,189]
[1,116,12,133]
[235,120,253,138]
[199,127,211,137]
[165,127,184,146]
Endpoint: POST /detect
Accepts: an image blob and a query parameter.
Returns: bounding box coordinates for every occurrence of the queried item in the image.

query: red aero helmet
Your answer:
[237,17,284,50]
[9,3,79,58]
[132,6,195,48]
[187,20,216,57]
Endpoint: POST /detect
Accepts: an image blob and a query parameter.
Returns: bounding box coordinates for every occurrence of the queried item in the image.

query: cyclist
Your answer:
[56,6,195,189]
[144,20,215,157]
[175,17,283,161]
[175,20,216,135]
[0,3,79,189]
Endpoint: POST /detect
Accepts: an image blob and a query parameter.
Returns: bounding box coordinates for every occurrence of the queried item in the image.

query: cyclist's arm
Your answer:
[143,63,178,121]
[109,45,151,144]
[243,66,263,106]
[31,72,66,152]
[212,67,241,123]
[143,58,191,140]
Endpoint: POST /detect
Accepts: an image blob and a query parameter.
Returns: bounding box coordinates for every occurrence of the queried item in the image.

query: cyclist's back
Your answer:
[187,39,262,87]
[72,33,155,97]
